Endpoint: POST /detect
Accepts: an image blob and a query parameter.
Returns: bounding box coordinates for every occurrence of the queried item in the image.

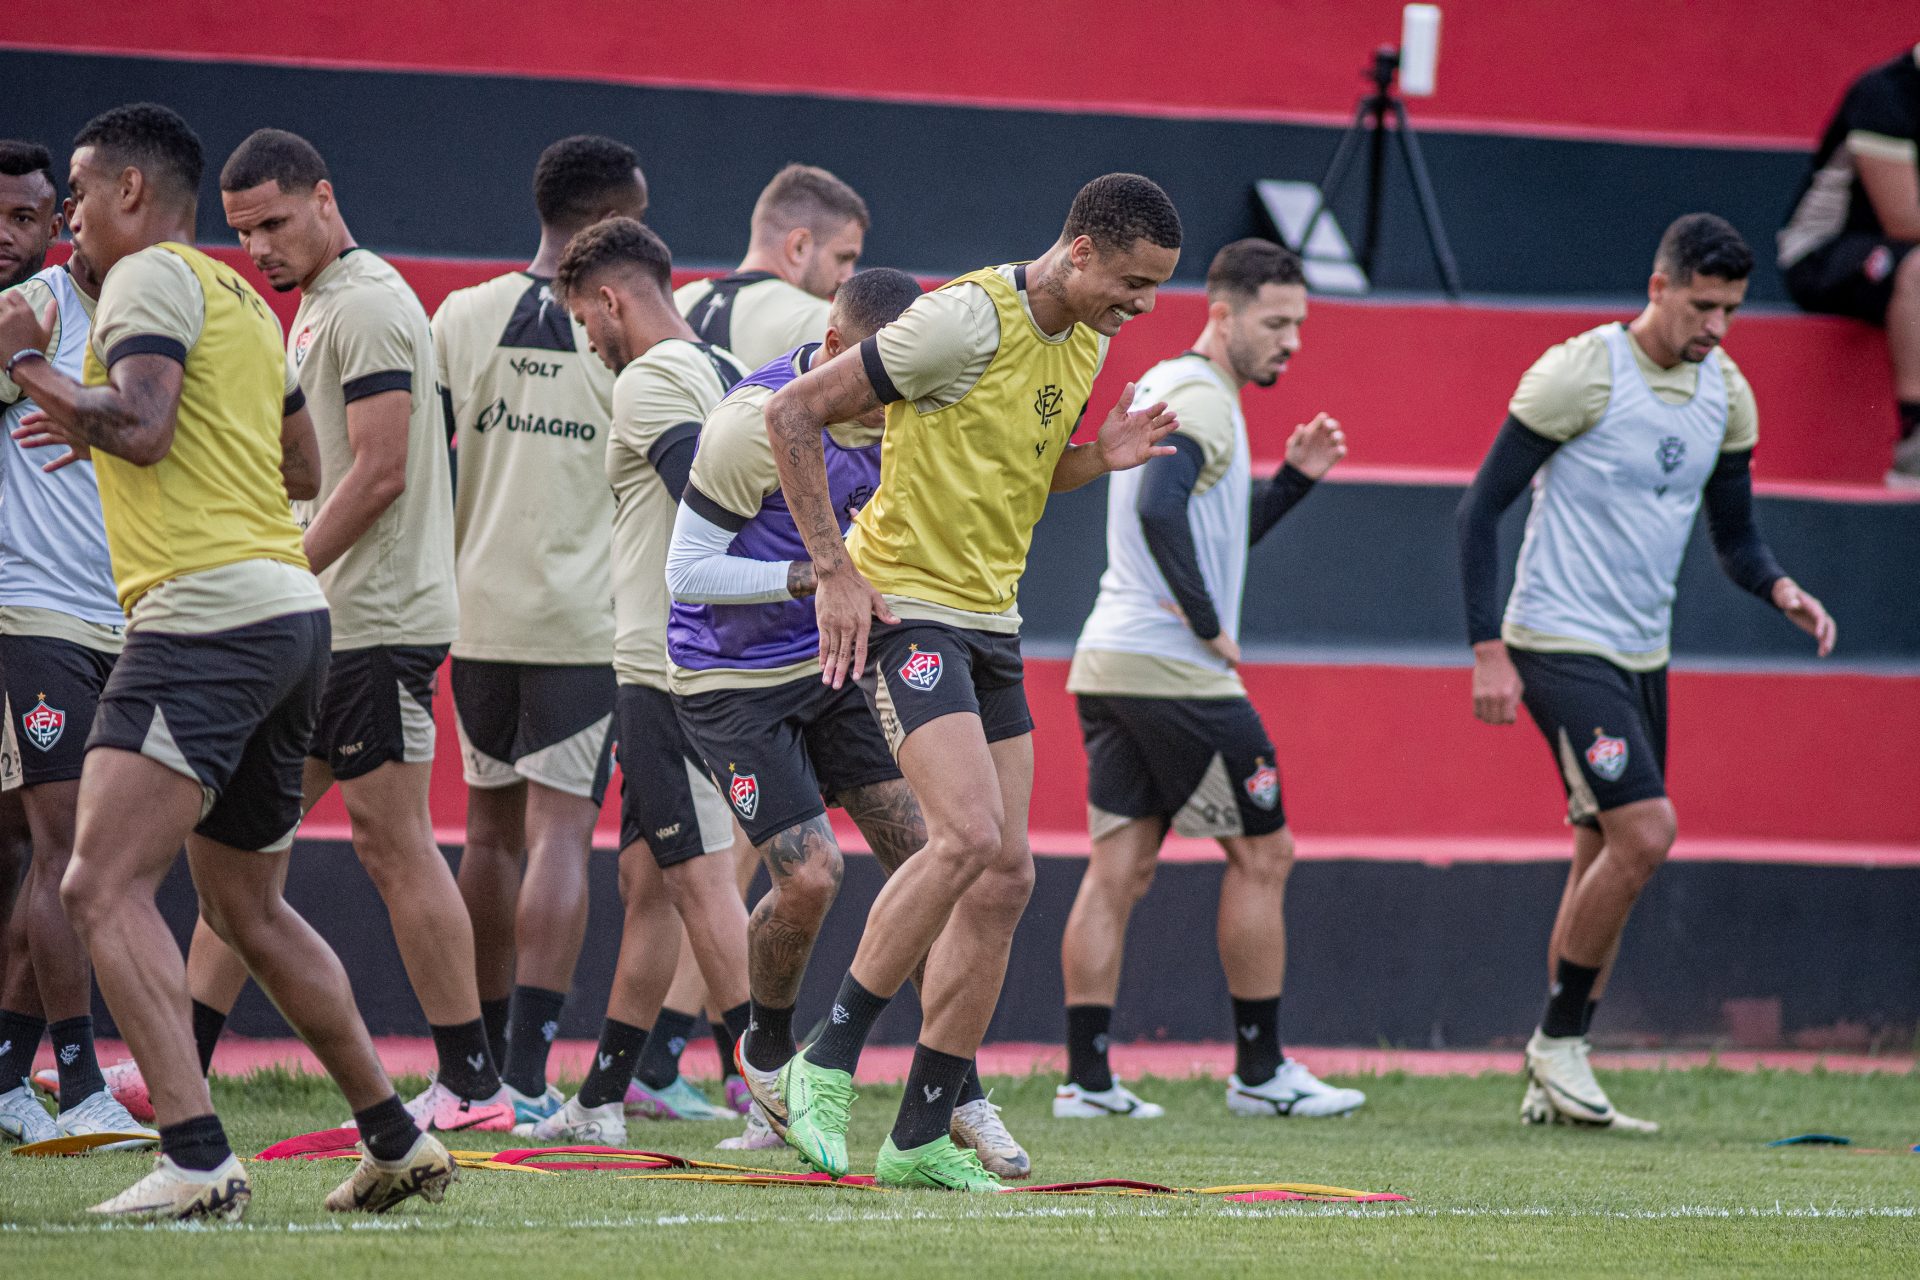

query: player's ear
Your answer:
[313,178,336,217]
[1647,270,1669,305]
[820,326,843,359]
[1207,296,1233,328]
[785,225,812,266]
[1067,234,1094,273]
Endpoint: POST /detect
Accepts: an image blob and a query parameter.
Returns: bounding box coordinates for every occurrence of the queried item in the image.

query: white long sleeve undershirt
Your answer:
[664,499,795,605]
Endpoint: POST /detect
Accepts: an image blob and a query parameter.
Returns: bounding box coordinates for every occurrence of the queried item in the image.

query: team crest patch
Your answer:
[728,771,760,820]
[1585,730,1628,782]
[1243,759,1279,811]
[1656,436,1686,475]
[898,647,943,692]
[22,696,64,752]
[291,325,314,367]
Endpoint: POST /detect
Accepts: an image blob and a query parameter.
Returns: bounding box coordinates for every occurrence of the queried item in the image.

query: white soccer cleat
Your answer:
[88,1153,250,1221]
[55,1088,160,1150]
[1524,1029,1616,1125]
[531,1094,627,1145]
[1521,1056,1659,1133]
[323,1131,457,1214]
[715,1102,786,1151]
[1,1078,56,1145]
[950,1093,1031,1180]
[404,1080,516,1132]
[733,1043,788,1136]
[1053,1080,1165,1119]
[1227,1060,1367,1118]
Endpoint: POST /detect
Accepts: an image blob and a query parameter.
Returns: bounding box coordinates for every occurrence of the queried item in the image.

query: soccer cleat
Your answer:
[1,1078,56,1145]
[503,1082,564,1135]
[875,1134,1003,1192]
[724,1074,753,1116]
[88,1153,250,1221]
[1524,1029,1616,1125]
[624,1074,731,1121]
[950,1093,1031,1180]
[777,1051,855,1176]
[36,1058,155,1123]
[734,1040,789,1135]
[716,1102,786,1151]
[1052,1080,1166,1119]
[1227,1059,1367,1118]
[532,1094,627,1145]
[324,1131,456,1214]
[55,1089,160,1150]
[405,1080,516,1132]
[1521,1068,1660,1133]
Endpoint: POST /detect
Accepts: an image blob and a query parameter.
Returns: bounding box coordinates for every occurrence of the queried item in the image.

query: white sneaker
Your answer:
[1521,1053,1659,1133]
[88,1153,250,1221]
[1524,1029,1615,1124]
[734,1042,788,1135]
[323,1131,456,1214]
[531,1094,626,1145]
[1,1078,56,1145]
[951,1093,1031,1179]
[1227,1060,1367,1117]
[716,1102,786,1151]
[1053,1080,1165,1119]
[55,1088,160,1150]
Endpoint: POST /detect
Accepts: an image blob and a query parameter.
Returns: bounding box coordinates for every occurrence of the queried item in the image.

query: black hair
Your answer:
[1655,213,1753,284]
[554,215,672,298]
[754,163,871,233]
[0,141,56,189]
[1206,238,1305,301]
[534,135,644,230]
[220,128,330,194]
[72,103,203,204]
[1061,173,1182,253]
[829,267,922,341]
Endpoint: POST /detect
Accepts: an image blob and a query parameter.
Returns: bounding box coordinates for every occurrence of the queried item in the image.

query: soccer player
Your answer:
[1058,239,1362,1122]
[1456,213,1836,1132]
[666,267,1031,1177]
[761,174,1182,1189]
[139,128,508,1130]
[0,103,452,1219]
[433,136,646,1127]
[528,216,753,1141]
[0,140,153,1148]
[675,164,866,367]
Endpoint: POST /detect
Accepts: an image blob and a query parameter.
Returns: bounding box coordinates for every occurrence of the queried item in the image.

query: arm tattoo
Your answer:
[839,779,927,874]
[71,362,178,463]
[767,355,881,574]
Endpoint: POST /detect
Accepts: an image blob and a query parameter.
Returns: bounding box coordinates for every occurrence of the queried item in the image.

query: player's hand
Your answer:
[1284,413,1346,479]
[1772,577,1836,657]
[1471,639,1523,725]
[11,409,89,473]
[1095,382,1178,473]
[0,293,55,371]
[1205,632,1241,668]
[814,563,896,689]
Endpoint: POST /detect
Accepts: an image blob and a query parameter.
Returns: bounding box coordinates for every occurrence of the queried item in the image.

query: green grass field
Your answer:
[5,1067,1918,1278]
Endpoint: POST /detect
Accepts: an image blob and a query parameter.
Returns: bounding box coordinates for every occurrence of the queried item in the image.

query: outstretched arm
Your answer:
[1455,415,1560,724]
[1049,381,1178,493]
[1250,412,1345,544]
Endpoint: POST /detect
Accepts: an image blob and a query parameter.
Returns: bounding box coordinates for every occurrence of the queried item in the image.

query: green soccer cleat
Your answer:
[777,1051,855,1177]
[875,1134,1004,1192]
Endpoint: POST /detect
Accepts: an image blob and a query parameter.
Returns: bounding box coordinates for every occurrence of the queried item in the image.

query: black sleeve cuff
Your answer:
[645,421,701,469]
[283,387,307,417]
[104,334,187,368]
[341,369,412,403]
[685,483,751,533]
[858,335,904,405]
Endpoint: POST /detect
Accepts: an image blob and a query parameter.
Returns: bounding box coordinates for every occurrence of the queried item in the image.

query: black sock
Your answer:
[716,1002,750,1080]
[806,974,890,1074]
[0,1009,44,1082]
[1582,999,1600,1038]
[745,1000,796,1071]
[1065,1004,1114,1091]
[1899,400,1920,441]
[353,1093,421,1163]
[502,985,566,1097]
[957,1063,985,1106]
[49,1016,105,1108]
[1541,959,1602,1038]
[429,1018,500,1100]
[160,1113,232,1172]
[635,1006,696,1091]
[480,996,511,1071]
[578,1018,648,1109]
[191,1000,227,1076]
[889,1043,971,1151]
[1231,995,1284,1086]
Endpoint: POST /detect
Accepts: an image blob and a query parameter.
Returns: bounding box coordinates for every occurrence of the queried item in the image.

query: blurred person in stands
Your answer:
[1457,214,1836,1135]
[1778,43,1920,487]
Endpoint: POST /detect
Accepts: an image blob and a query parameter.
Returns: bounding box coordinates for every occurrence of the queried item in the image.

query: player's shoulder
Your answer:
[673,277,712,306]
[434,269,533,321]
[2,270,58,310]
[1708,343,1748,382]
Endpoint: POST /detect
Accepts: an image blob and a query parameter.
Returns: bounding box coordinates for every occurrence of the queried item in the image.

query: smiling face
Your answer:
[1064,235,1180,336]
[0,168,60,290]
[1646,270,1747,364]
[221,178,333,292]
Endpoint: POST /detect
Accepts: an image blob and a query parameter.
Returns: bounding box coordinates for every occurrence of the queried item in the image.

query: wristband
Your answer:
[3,348,48,380]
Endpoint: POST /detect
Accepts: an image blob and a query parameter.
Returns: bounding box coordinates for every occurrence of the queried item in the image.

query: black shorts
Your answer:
[676,676,902,845]
[859,619,1032,756]
[0,633,117,789]
[451,658,615,804]
[1510,649,1669,830]
[308,644,447,781]
[615,684,736,867]
[1784,233,1914,325]
[1077,693,1286,839]
[87,610,331,853]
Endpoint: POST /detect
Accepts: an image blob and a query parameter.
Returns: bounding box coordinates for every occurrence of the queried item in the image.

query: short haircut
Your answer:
[753,163,870,234]
[830,268,922,340]
[73,103,203,204]
[0,141,56,189]
[219,128,330,194]
[1654,213,1753,284]
[1206,238,1305,302]
[1062,173,1182,253]
[555,216,672,299]
[534,135,642,229]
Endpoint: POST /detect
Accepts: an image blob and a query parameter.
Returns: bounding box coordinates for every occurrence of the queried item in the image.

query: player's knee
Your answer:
[779,845,845,917]
[1252,828,1297,882]
[57,861,108,938]
[934,815,1006,880]
[1610,803,1676,880]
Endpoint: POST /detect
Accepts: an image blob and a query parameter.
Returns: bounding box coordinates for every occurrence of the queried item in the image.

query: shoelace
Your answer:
[961,1093,1017,1150]
[802,1070,856,1125]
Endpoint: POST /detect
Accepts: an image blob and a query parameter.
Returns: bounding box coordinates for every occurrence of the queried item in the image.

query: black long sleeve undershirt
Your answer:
[647,421,700,503]
[1456,415,1562,645]
[1250,463,1318,545]
[1700,448,1786,601]
[1137,434,1221,639]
